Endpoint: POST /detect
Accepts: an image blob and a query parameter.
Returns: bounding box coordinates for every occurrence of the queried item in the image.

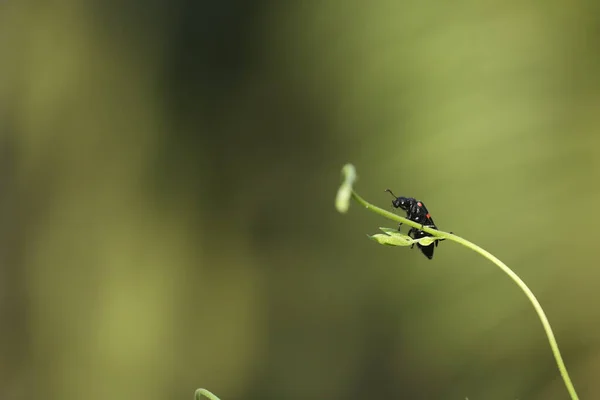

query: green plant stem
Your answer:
[350,190,579,400]
[195,389,221,400]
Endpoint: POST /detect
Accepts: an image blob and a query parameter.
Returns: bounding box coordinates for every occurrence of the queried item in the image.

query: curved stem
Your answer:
[195,389,221,400]
[350,189,579,400]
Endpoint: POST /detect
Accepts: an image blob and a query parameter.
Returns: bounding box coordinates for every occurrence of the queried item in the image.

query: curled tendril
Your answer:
[195,388,221,400]
[336,163,579,400]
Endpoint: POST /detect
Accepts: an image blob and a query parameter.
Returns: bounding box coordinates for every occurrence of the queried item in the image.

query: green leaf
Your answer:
[368,231,414,246]
[415,236,438,246]
[379,227,402,235]
[380,227,443,247]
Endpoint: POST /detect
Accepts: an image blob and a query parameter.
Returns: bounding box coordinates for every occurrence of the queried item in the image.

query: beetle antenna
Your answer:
[385,189,397,198]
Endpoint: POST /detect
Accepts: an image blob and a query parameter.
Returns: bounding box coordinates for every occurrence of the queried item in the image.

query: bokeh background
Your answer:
[1,1,599,399]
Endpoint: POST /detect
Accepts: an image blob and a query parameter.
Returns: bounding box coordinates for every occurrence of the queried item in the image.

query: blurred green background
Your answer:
[1,1,599,399]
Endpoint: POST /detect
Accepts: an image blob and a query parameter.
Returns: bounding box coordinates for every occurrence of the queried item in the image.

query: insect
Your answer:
[385,189,444,259]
